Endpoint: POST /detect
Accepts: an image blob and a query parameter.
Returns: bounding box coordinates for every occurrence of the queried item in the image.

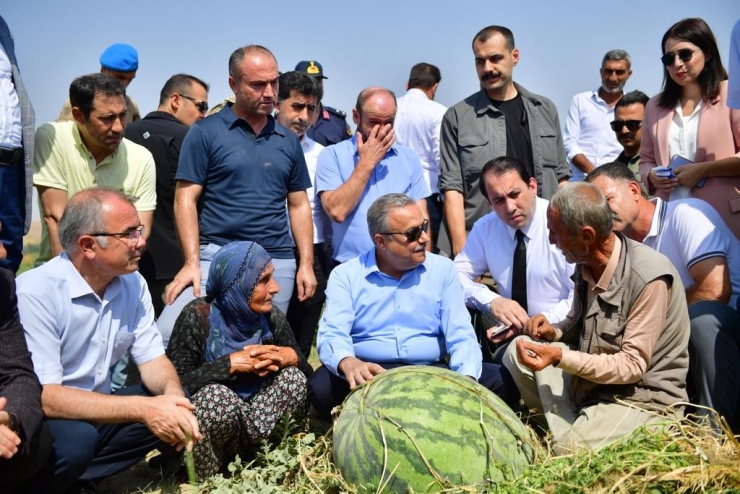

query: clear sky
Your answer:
[2,1,738,219]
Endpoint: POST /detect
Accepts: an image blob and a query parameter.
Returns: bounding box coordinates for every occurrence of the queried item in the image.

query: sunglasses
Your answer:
[660,49,698,67]
[381,219,429,243]
[177,93,209,114]
[610,119,642,132]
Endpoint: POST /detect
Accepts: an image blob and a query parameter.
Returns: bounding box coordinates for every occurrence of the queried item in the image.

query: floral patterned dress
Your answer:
[166,298,313,480]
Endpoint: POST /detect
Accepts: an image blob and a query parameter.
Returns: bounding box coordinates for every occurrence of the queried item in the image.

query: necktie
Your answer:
[511,229,528,312]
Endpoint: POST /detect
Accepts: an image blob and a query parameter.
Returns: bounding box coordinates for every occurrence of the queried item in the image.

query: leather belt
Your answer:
[0,147,22,165]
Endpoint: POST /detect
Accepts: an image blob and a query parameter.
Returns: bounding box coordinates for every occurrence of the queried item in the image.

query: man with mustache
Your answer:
[33,73,156,265]
[275,71,328,359]
[439,25,569,257]
[309,193,515,420]
[564,50,632,182]
[16,188,200,492]
[315,86,430,264]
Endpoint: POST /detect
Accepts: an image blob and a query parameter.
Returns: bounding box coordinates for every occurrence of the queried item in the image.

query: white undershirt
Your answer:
[0,43,21,148]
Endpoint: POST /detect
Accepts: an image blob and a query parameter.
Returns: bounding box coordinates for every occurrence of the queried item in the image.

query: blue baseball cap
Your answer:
[295,60,327,79]
[99,43,138,72]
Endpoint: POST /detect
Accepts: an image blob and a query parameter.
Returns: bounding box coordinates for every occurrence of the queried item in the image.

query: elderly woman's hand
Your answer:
[228,345,300,376]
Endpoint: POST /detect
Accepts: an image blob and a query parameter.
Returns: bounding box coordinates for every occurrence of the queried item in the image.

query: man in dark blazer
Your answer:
[0,15,35,274]
[0,231,52,493]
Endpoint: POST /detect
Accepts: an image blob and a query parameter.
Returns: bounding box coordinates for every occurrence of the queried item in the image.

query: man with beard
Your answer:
[564,50,632,182]
[316,86,430,264]
[439,25,569,257]
[611,90,649,192]
[275,71,328,359]
[33,73,155,264]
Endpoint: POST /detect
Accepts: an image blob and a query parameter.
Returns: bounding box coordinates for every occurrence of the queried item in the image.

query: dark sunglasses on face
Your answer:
[381,219,429,243]
[177,93,209,114]
[610,119,642,132]
[660,49,697,67]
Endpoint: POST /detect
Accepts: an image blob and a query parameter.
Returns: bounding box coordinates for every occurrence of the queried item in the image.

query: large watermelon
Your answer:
[333,366,536,492]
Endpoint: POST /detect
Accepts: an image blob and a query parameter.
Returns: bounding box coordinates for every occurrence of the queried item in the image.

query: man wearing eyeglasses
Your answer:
[586,162,740,433]
[611,90,649,194]
[15,188,201,492]
[125,74,210,317]
[308,193,515,420]
[564,50,632,182]
[315,86,431,265]
[33,73,156,265]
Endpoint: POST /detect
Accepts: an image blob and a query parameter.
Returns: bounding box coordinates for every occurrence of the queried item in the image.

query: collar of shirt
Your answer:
[473,82,541,115]
[645,197,668,243]
[58,252,122,302]
[219,104,284,137]
[402,88,429,101]
[143,110,185,125]
[581,234,622,294]
[350,133,399,159]
[72,123,120,167]
[360,248,427,282]
[301,133,319,153]
[590,87,615,108]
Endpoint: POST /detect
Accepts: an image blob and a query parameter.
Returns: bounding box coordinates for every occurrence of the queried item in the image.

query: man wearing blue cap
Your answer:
[295,60,351,147]
[57,43,141,124]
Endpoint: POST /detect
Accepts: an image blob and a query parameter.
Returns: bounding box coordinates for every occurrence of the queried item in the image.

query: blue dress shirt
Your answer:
[317,249,482,379]
[315,136,430,262]
[16,253,163,394]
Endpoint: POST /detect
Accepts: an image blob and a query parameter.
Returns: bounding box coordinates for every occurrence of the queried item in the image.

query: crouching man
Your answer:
[16,188,200,492]
[503,182,689,454]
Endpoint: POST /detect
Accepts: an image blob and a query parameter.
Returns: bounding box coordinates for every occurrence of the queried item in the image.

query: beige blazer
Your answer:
[640,80,740,239]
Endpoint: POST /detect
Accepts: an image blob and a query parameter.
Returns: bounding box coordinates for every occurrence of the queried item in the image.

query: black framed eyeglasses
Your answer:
[380,219,429,243]
[610,119,642,132]
[177,93,209,114]
[89,225,145,245]
[660,49,698,67]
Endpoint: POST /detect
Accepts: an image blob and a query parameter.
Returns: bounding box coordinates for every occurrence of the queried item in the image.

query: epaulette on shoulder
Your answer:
[324,106,347,118]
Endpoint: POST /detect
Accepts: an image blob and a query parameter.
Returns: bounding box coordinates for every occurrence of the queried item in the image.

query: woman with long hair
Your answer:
[640,17,740,238]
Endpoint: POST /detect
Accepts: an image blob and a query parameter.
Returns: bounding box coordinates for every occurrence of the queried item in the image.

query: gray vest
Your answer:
[563,233,690,410]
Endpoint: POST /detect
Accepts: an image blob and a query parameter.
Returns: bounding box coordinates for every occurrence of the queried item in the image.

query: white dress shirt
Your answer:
[564,89,623,181]
[0,42,21,148]
[394,88,447,194]
[454,196,575,322]
[301,135,325,244]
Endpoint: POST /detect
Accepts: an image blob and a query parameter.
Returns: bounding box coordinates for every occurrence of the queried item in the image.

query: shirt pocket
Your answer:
[458,134,490,171]
[111,331,135,364]
[411,301,442,335]
[593,314,623,353]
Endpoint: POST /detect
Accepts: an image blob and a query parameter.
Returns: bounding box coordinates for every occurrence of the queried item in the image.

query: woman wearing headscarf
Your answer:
[166,241,312,480]
[640,17,740,238]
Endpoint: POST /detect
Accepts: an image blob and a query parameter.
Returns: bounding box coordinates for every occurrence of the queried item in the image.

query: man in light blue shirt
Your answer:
[16,188,200,492]
[308,193,514,419]
[315,87,431,264]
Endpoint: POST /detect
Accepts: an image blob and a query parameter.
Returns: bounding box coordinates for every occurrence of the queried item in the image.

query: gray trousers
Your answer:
[502,336,667,455]
[688,300,740,431]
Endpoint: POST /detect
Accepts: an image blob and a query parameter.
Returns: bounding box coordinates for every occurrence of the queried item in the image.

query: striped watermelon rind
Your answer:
[333,365,536,493]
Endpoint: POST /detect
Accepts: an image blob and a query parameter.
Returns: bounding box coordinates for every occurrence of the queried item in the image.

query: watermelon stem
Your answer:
[381,413,447,488]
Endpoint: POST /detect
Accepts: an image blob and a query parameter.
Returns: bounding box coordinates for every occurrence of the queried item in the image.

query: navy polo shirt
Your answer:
[176,106,311,259]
